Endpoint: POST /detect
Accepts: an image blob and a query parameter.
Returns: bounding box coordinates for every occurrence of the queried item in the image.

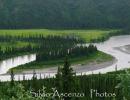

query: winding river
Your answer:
[86,35,130,74]
[0,35,130,81]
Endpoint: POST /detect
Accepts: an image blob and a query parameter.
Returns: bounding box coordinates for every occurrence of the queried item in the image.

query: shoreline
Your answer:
[3,57,116,75]
[23,58,116,74]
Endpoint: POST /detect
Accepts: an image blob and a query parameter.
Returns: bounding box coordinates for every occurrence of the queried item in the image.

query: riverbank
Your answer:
[15,58,116,75]
[9,51,114,74]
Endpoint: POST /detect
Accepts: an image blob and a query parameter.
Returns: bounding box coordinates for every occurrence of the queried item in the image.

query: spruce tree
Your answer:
[55,66,62,92]
[55,57,75,100]
[62,56,75,100]
[10,69,15,87]
[32,70,38,91]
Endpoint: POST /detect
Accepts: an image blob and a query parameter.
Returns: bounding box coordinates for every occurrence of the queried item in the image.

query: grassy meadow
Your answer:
[0,29,119,42]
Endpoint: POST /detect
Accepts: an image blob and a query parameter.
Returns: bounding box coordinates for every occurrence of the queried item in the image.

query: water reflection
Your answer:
[0,54,36,74]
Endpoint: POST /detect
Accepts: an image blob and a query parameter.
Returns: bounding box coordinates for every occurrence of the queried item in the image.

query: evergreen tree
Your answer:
[55,66,62,92]
[55,57,76,100]
[32,70,38,91]
[10,69,15,86]
[61,57,75,100]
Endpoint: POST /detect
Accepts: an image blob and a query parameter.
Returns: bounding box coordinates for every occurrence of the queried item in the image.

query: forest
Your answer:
[0,0,130,29]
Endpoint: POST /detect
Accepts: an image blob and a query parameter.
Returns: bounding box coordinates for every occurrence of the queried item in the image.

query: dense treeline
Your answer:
[37,44,97,61]
[0,0,130,29]
[0,35,84,60]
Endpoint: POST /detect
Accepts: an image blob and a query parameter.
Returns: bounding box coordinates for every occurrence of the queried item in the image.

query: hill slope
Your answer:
[0,0,130,29]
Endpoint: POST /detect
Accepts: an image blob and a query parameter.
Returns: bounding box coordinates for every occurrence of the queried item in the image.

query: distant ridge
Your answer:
[0,0,130,29]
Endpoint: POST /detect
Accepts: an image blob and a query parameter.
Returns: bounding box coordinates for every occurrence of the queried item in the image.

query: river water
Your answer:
[85,35,130,74]
[0,54,36,74]
[0,35,130,81]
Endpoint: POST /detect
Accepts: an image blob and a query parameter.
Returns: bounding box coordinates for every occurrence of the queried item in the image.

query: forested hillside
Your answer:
[0,0,130,29]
